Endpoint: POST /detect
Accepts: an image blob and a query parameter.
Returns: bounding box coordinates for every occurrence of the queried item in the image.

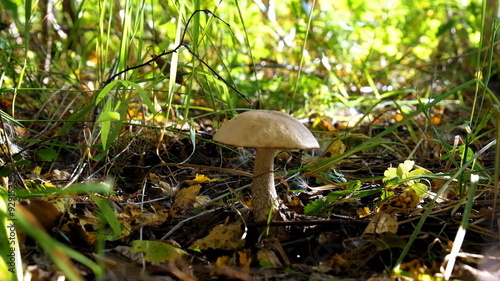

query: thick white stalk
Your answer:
[251,148,279,222]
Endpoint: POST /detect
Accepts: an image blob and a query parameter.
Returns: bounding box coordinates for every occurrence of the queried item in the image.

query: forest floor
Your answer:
[15,100,499,281]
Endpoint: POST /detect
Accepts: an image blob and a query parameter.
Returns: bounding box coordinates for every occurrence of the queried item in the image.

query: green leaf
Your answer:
[259,260,273,268]
[121,80,157,114]
[384,177,400,189]
[407,183,428,196]
[380,190,394,201]
[408,168,427,178]
[37,148,59,162]
[0,167,11,177]
[66,180,114,195]
[96,111,121,123]
[345,180,362,191]
[131,240,185,263]
[325,191,345,202]
[90,194,122,241]
[304,199,329,216]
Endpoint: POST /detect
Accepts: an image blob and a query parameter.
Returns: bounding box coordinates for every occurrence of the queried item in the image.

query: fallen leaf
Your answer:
[373,232,406,250]
[357,207,372,218]
[131,240,185,263]
[238,249,252,273]
[215,256,232,268]
[19,199,62,230]
[363,213,398,234]
[378,188,421,215]
[322,140,346,158]
[211,253,251,281]
[183,174,223,185]
[189,222,245,250]
[311,116,336,131]
[257,249,282,268]
[174,184,202,209]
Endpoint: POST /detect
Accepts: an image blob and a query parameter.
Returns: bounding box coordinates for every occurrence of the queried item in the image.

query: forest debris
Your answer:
[378,188,421,215]
[189,222,245,250]
[257,248,282,268]
[211,254,252,281]
[131,240,186,263]
[363,213,398,234]
[173,184,202,209]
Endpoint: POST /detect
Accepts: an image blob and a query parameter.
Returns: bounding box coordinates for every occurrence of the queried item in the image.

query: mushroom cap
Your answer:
[213,110,319,150]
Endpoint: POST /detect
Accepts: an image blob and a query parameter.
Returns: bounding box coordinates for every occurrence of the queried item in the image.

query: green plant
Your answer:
[381,160,429,202]
[304,180,381,217]
[0,180,115,280]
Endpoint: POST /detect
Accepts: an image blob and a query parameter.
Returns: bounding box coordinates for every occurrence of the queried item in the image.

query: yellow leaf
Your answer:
[183,174,223,185]
[215,256,232,268]
[238,249,252,272]
[322,140,346,158]
[304,140,346,172]
[189,222,245,250]
[357,207,372,218]
[174,184,202,209]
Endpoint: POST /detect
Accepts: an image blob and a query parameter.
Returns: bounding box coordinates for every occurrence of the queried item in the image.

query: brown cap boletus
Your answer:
[213,110,319,222]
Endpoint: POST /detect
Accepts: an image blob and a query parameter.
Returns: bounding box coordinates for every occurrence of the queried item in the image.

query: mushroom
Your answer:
[213,110,319,222]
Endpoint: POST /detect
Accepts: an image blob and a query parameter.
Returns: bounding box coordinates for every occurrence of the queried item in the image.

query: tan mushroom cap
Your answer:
[213,110,319,150]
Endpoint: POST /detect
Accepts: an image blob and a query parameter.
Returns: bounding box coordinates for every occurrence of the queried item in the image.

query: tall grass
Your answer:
[0,0,496,279]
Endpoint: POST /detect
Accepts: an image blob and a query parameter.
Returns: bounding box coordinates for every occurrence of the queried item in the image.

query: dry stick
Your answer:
[181,44,251,104]
[102,9,251,104]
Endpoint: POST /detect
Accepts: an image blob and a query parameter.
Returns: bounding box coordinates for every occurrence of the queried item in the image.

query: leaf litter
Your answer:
[8,103,499,280]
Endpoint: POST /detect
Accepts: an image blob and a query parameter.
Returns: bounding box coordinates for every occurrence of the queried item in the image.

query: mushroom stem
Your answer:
[252,148,280,222]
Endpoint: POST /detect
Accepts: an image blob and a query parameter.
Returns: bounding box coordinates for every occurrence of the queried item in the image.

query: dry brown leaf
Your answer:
[322,140,346,158]
[257,248,282,268]
[19,199,62,230]
[215,256,233,268]
[363,213,399,234]
[238,249,252,273]
[41,169,71,181]
[311,116,336,132]
[378,188,421,215]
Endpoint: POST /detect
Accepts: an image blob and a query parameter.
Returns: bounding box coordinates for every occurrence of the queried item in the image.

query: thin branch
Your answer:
[102,9,250,104]
[183,44,251,103]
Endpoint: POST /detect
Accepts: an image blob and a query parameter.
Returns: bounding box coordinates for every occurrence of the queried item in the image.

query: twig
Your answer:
[102,9,251,104]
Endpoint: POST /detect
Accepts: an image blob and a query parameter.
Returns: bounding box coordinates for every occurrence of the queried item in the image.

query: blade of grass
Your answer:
[235,0,261,107]
[289,0,316,113]
[393,139,495,273]
[0,192,23,281]
[494,105,500,226]
[166,3,184,121]
[13,202,104,280]
[298,79,477,175]
[443,174,479,279]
